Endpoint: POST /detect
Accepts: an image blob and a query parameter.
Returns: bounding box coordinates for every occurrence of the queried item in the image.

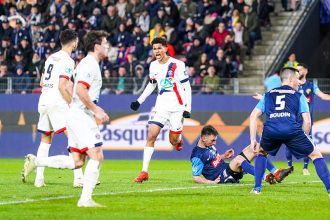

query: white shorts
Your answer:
[37,104,69,134]
[148,110,184,134]
[66,108,102,154]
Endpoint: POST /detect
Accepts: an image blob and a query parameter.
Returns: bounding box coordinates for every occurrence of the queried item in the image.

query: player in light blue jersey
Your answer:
[249,67,330,194]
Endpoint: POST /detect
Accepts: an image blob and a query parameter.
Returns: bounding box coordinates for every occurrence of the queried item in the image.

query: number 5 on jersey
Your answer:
[275,95,285,110]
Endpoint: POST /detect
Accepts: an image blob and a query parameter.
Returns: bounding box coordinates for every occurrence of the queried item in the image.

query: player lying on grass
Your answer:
[190,125,293,184]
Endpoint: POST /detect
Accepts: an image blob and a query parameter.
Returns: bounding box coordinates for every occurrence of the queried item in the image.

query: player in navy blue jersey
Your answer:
[285,63,330,175]
[190,125,292,184]
[249,67,330,194]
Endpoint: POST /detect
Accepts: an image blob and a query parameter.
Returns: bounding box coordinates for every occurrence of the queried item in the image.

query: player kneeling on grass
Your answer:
[191,125,293,184]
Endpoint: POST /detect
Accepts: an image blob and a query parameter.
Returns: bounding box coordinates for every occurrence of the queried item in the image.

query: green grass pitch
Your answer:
[0,159,330,219]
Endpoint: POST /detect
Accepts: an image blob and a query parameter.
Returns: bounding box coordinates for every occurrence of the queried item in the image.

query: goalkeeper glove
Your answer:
[130,101,140,111]
[183,111,191,118]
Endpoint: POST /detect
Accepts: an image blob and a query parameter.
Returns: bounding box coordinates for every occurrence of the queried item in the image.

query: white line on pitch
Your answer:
[0,180,322,206]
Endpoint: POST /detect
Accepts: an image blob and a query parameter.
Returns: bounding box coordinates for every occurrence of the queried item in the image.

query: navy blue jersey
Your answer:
[256,85,309,138]
[190,144,227,181]
[299,80,318,122]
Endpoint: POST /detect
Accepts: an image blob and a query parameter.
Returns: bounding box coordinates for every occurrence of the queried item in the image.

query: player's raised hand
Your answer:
[252,93,262,100]
[183,111,191,118]
[130,101,140,111]
[94,106,109,123]
[224,148,234,159]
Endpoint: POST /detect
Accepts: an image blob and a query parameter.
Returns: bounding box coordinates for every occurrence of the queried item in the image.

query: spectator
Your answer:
[203,37,218,61]
[151,7,170,28]
[179,0,197,20]
[18,36,33,65]
[161,0,180,25]
[67,0,81,19]
[135,35,152,63]
[127,0,144,17]
[130,26,145,47]
[132,64,148,95]
[201,65,220,94]
[27,52,42,88]
[222,34,240,62]
[1,37,13,62]
[0,17,13,41]
[225,56,238,78]
[283,53,299,68]
[10,50,26,73]
[43,21,59,43]
[136,9,150,33]
[13,64,31,94]
[214,49,227,77]
[26,5,41,25]
[124,52,138,76]
[186,37,204,67]
[194,18,209,41]
[198,0,216,18]
[234,0,246,12]
[0,62,11,93]
[29,21,43,46]
[257,0,271,27]
[116,0,128,19]
[233,21,244,46]
[149,23,165,44]
[113,23,131,46]
[240,4,261,54]
[228,9,240,31]
[187,66,202,93]
[48,38,59,53]
[107,41,119,64]
[101,5,121,36]
[212,22,229,47]
[114,66,133,94]
[11,19,29,48]
[101,66,114,95]
[194,52,209,77]
[164,22,179,51]
[147,0,161,18]
[34,36,46,59]
[88,7,102,29]
[0,49,5,64]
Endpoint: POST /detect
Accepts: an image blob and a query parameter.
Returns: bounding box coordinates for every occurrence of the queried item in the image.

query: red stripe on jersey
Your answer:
[59,75,69,80]
[173,82,183,105]
[170,130,182,134]
[54,127,66,134]
[170,63,177,77]
[69,147,89,154]
[78,81,90,89]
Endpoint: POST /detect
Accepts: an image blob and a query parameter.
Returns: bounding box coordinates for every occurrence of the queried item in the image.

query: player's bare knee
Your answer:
[309,149,323,161]
[147,132,158,142]
[75,160,85,168]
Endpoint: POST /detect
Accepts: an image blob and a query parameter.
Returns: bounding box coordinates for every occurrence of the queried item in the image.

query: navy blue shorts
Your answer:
[261,130,314,159]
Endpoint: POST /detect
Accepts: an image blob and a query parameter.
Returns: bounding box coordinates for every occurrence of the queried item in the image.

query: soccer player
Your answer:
[249,67,330,194]
[285,63,330,175]
[130,37,192,183]
[23,31,110,207]
[191,125,292,184]
[21,29,84,188]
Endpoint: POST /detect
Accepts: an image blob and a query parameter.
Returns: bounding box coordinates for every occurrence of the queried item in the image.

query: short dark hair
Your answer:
[59,29,78,46]
[84,30,109,52]
[201,125,218,137]
[297,63,308,70]
[151,37,167,47]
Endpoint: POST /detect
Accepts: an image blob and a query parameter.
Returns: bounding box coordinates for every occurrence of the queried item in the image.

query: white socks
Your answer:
[36,155,75,169]
[35,142,51,180]
[80,159,100,202]
[142,146,154,172]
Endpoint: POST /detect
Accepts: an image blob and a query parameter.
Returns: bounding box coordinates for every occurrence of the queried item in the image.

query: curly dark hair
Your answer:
[151,37,167,47]
[59,29,78,46]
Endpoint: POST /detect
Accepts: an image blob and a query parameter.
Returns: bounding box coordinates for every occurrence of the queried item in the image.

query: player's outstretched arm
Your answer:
[182,80,192,118]
[130,80,157,111]
[252,93,263,100]
[316,90,330,101]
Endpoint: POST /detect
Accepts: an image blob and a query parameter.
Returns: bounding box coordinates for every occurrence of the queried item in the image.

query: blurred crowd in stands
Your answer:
[0,0,280,94]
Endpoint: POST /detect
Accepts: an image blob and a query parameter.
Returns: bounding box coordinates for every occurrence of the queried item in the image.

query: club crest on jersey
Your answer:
[65,67,72,74]
[306,88,311,94]
[160,78,173,89]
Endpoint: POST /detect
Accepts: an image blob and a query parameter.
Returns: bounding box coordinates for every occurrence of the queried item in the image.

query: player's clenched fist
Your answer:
[130,101,140,111]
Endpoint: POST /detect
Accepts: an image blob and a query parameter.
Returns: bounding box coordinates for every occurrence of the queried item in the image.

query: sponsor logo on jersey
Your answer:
[211,155,221,168]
